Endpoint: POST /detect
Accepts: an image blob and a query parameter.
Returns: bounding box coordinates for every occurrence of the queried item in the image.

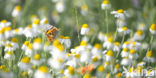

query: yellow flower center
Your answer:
[32,65,37,69]
[6,43,13,47]
[94,43,101,49]
[15,5,21,11]
[146,51,152,57]
[24,41,29,46]
[68,66,75,74]
[15,29,19,33]
[33,19,40,25]
[64,36,70,39]
[97,65,105,72]
[27,24,32,29]
[82,5,88,10]
[56,44,64,52]
[66,53,71,57]
[57,58,63,63]
[83,73,91,78]
[1,20,7,23]
[108,37,114,42]
[82,24,89,28]
[106,73,110,78]
[44,19,48,24]
[150,24,156,31]
[117,9,124,13]
[123,48,128,52]
[136,30,143,35]
[28,43,33,49]
[34,38,42,43]
[59,35,64,39]
[130,49,135,54]
[107,50,113,56]
[92,56,98,62]
[11,37,18,42]
[124,41,130,44]
[34,54,40,60]
[74,54,80,58]
[116,72,122,78]
[122,27,127,31]
[80,40,87,46]
[38,66,49,73]
[114,42,120,46]
[21,71,28,77]
[60,70,64,74]
[45,41,50,46]
[103,0,109,4]
[129,67,134,73]
[5,26,11,31]
[7,51,13,55]
[21,57,30,63]
[115,64,120,69]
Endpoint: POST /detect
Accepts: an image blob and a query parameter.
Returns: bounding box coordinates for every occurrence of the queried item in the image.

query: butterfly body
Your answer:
[46,25,59,42]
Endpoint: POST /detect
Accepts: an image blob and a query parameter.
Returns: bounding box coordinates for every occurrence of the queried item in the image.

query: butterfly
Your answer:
[45,25,59,42]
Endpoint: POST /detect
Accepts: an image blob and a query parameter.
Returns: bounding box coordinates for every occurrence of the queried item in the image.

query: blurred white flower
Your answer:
[80,24,90,35]
[34,66,51,78]
[149,24,156,35]
[101,0,111,10]
[18,57,31,71]
[56,1,65,13]
[12,5,21,17]
[33,38,42,51]
[111,9,129,19]
[4,51,15,60]
[118,26,131,35]
[121,57,132,66]
[81,4,88,16]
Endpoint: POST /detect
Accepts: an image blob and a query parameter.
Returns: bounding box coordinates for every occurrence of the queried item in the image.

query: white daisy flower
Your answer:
[98,32,105,41]
[23,25,35,38]
[12,5,21,17]
[104,50,114,62]
[129,49,139,59]
[64,66,75,78]
[143,51,155,63]
[81,4,88,16]
[25,43,34,57]
[4,51,15,60]
[121,48,129,57]
[0,20,11,28]
[113,42,121,52]
[121,57,132,66]
[101,0,111,10]
[80,24,90,35]
[137,22,146,31]
[4,26,13,39]
[12,27,23,35]
[103,37,114,49]
[116,19,126,27]
[48,57,64,70]
[118,26,131,35]
[149,24,156,35]
[63,36,71,48]
[34,66,51,78]
[18,57,31,71]
[133,30,145,41]
[33,38,42,51]
[56,1,65,13]
[4,43,14,52]
[22,41,29,51]
[91,43,102,57]
[111,9,129,19]
[31,54,45,66]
